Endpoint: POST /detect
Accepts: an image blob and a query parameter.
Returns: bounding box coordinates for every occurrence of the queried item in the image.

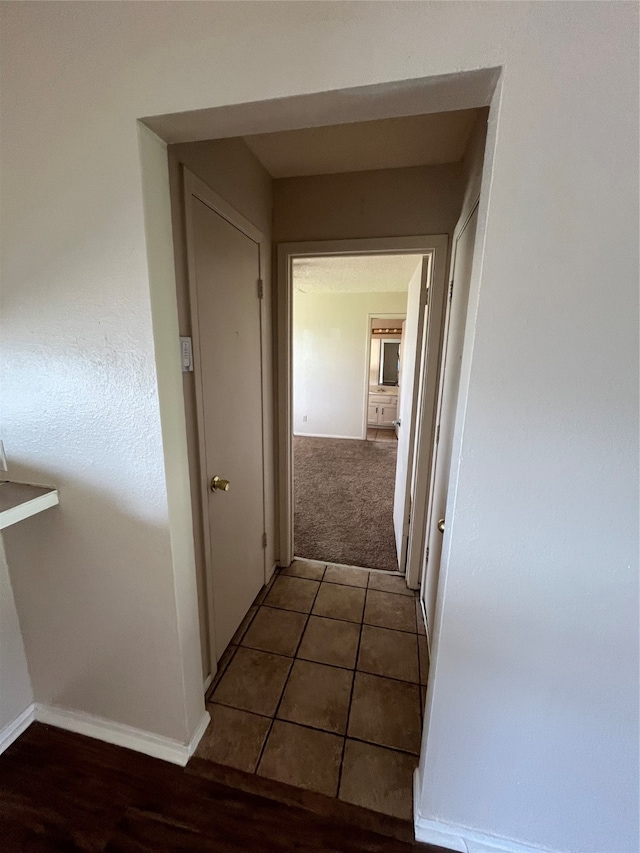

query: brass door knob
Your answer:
[437,518,445,533]
[210,476,230,492]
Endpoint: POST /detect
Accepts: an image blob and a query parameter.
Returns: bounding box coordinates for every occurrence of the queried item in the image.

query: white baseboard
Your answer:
[293,432,362,440]
[417,596,430,658]
[34,704,211,767]
[0,703,35,755]
[414,815,564,853]
[203,672,213,694]
[413,771,562,853]
[187,709,211,758]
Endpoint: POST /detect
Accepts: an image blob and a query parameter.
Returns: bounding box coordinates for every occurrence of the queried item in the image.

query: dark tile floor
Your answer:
[197,560,429,821]
[1,724,437,852]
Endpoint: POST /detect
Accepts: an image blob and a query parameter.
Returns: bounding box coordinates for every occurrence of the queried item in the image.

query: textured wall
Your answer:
[293,290,408,438]
[0,542,33,733]
[274,164,463,243]
[0,3,637,850]
[167,138,275,679]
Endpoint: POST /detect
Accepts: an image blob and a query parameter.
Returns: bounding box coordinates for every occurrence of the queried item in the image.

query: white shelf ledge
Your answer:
[0,481,59,530]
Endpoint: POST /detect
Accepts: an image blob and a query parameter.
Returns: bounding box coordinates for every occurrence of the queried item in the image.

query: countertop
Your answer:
[0,481,59,530]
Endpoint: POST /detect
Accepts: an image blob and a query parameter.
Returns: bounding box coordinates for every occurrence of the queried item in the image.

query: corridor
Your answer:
[197,560,428,821]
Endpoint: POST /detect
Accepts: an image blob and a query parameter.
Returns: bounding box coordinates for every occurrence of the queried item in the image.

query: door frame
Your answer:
[364,312,406,438]
[277,235,448,587]
[183,167,271,671]
[420,198,480,650]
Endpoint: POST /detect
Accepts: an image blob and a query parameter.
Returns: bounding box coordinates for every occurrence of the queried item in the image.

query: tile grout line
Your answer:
[206,644,238,702]
[344,732,421,759]
[254,564,327,777]
[335,570,369,799]
[207,566,423,814]
[258,600,418,633]
[292,558,406,581]
[287,562,416,597]
[236,588,420,687]
[209,697,421,758]
[208,604,261,701]
[209,571,279,709]
[238,634,422,686]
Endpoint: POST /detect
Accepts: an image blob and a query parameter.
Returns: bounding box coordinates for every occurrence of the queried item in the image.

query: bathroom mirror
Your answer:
[379,340,401,385]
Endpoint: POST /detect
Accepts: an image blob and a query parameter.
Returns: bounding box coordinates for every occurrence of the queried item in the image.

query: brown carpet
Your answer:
[293,436,399,571]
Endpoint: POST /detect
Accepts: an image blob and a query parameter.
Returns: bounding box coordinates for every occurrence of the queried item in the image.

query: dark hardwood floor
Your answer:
[0,723,444,852]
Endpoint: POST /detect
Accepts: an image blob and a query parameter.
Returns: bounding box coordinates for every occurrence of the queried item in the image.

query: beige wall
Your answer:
[420,106,488,716]
[167,147,460,668]
[459,108,489,226]
[273,164,463,243]
[0,542,33,736]
[293,290,408,438]
[0,4,636,850]
[167,138,275,679]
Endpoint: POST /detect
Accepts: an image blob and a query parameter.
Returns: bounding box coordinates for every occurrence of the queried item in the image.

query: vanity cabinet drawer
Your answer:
[370,393,397,406]
[378,404,397,427]
[368,398,398,427]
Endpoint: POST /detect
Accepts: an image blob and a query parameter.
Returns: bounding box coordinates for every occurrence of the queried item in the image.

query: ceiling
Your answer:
[243,109,478,178]
[293,255,422,294]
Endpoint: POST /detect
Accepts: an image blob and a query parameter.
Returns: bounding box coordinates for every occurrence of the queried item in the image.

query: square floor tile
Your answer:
[254,587,268,605]
[339,739,417,821]
[367,572,414,597]
[281,560,326,581]
[418,635,429,684]
[253,572,277,605]
[212,647,291,716]
[207,643,238,699]
[257,720,343,797]
[241,606,307,657]
[357,625,419,683]
[277,660,353,735]
[348,672,421,754]
[364,590,416,633]
[196,704,270,772]
[297,616,360,669]
[264,576,319,613]
[231,606,258,644]
[324,565,369,588]
[312,583,366,623]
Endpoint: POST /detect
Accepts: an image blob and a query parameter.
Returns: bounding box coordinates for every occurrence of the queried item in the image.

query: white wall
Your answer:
[0,4,637,851]
[0,541,33,738]
[293,292,407,438]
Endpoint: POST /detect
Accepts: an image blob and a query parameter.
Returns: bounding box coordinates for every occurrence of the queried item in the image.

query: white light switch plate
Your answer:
[180,337,194,372]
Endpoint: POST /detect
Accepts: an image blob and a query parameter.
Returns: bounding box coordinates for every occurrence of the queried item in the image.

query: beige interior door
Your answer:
[422,204,478,641]
[185,174,266,662]
[393,258,429,569]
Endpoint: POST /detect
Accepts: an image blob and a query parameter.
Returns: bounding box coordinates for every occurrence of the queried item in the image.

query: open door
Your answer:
[422,203,478,640]
[392,256,430,570]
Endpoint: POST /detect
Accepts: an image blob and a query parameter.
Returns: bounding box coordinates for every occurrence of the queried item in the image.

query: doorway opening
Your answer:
[156,85,492,829]
[291,253,421,573]
[278,236,448,592]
